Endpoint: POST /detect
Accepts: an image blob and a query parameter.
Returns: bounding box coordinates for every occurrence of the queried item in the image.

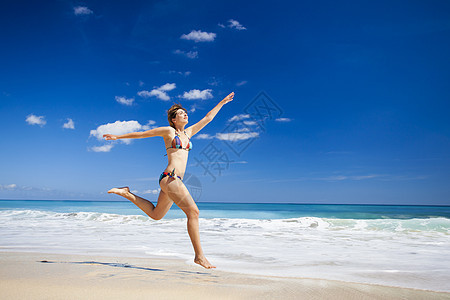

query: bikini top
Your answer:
[166,130,193,153]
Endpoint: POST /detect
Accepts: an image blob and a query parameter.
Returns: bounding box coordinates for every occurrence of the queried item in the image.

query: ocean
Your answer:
[1,200,449,292]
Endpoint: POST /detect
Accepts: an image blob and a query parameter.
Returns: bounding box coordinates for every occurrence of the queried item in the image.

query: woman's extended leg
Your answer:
[159,177,215,269]
[108,187,173,220]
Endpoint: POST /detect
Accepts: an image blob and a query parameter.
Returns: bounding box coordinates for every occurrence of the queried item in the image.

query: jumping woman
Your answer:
[103,91,235,269]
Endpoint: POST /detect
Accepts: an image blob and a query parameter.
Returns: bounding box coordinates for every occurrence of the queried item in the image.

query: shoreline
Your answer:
[1,251,449,300]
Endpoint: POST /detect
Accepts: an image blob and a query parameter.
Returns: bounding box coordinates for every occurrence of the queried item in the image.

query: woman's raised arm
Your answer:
[103,126,171,141]
[187,92,234,137]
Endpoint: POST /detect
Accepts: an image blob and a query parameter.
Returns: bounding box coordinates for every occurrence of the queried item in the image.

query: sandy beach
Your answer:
[0,252,448,300]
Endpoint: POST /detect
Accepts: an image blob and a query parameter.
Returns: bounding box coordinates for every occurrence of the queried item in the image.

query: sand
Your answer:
[0,252,449,300]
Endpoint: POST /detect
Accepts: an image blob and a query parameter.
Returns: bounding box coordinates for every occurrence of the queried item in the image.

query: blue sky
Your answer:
[1,0,450,205]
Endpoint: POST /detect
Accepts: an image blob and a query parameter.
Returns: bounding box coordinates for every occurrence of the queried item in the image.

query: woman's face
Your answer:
[173,109,188,125]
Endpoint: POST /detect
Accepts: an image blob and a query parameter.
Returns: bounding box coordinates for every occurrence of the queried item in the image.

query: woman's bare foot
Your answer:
[107,187,130,197]
[194,256,216,269]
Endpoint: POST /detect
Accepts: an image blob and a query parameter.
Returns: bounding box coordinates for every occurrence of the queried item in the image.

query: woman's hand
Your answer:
[103,134,118,141]
[220,92,234,105]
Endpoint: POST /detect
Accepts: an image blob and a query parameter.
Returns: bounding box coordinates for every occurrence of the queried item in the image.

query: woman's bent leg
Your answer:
[108,187,173,220]
[159,178,215,269]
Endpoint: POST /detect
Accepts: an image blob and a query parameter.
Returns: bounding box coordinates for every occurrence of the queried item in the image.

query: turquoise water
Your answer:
[1,200,449,219]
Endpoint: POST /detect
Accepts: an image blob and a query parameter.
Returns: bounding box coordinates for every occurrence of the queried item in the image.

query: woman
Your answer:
[103,91,234,269]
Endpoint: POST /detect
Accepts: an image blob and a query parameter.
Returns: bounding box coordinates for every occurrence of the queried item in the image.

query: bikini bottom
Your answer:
[159,168,182,184]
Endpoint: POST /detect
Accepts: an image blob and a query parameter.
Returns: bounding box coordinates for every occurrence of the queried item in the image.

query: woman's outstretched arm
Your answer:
[187,92,234,136]
[103,126,171,141]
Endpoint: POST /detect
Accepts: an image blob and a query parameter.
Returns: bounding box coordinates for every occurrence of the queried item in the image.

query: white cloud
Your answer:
[173,49,198,59]
[137,90,151,98]
[26,114,46,127]
[145,120,157,130]
[139,80,145,87]
[74,6,93,16]
[243,120,257,126]
[185,51,198,59]
[216,132,259,141]
[195,129,259,141]
[180,30,216,42]
[158,83,176,91]
[207,77,220,86]
[181,89,213,100]
[236,80,247,86]
[138,83,176,101]
[149,90,170,101]
[228,19,247,30]
[90,144,114,152]
[168,70,191,76]
[275,117,292,122]
[89,120,151,145]
[0,184,17,190]
[218,23,226,28]
[195,133,214,139]
[115,96,135,106]
[142,189,160,195]
[228,114,250,122]
[235,127,251,132]
[63,118,75,129]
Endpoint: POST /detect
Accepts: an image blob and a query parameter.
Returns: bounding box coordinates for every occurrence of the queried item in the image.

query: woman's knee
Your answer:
[185,206,199,219]
[151,213,163,221]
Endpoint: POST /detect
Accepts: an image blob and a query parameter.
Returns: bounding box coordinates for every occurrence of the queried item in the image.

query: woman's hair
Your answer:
[167,103,187,128]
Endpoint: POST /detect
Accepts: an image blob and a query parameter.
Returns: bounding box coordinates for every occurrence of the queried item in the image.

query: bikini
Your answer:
[166,130,193,152]
[159,169,182,184]
[159,130,193,184]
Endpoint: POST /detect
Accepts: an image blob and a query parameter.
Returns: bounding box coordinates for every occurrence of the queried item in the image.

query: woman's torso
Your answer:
[162,128,192,178]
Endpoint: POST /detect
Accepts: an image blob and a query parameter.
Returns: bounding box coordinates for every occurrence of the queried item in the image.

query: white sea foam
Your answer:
[0,209,449,292]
